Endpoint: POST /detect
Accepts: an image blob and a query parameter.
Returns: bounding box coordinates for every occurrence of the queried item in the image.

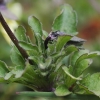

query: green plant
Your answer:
[0,4,100,97]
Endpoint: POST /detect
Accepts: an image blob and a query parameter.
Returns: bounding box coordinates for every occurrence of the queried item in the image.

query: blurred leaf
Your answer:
[69,50,92,77]
[54,84,72,96]
[44,57,52,69]
[52,4,78,35]
[47,43,56,55]
[15,26,28,42]
[10,47,25,66]
[21,64,39,84]
[28,16,44,52]
[21,63,48,88]
[62,45,78,66]
[5,65,24,80]
[28,16,43,36]
[35,33,44,52]
[74,59,91,77]
[29,56,52,76]
[42,30,48,40]
[72,51,100,77]
[38,62,46,70]
[78,73,100,97]
[75,51,100,66]
[75,53,89,65]
[19,41,38,51]
[64,45,78,54]
[4,72,13,80]
[40,71,49,76]
[62,66,82,80]
[88,51,100,58]
[29,56,51,71]
[26,36,32,43]
[55,57,63,72]
[70,49,89,67]
[19,41,40,56]
[27,50,40,56]
[0,60,9,77]
[11,45,20,54]
[56,35,72,52]
[12,65,24,78]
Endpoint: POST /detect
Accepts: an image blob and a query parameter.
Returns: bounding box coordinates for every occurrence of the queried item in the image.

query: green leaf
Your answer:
[19,41,40,56]
[15,26,27,42]
[74,53,91,77]
[62,65,82,88]
[75,53,89,66]
[44,57,52,69]
[62,45,78,65]
[19,41,38,51]
[38,57,52,71]
[54,54,72,72]
[52,4,78,35]
[26,36,32,43]
[27,50,40,56]
[54,84,72,96]
[47,43,56,55]
[28,16,43,36]
[0,60,9,77]
[40,71,49,76]
[29,56,52,74]
[56,35,72,52]
[54,57,63,72]
[75,51,100,66]
[62,66,82,80]
[10,47,25,66]
[69,49,91,77]
[21,63,48,87]
[12,65,24,78]
[11,45,20,54]
[64,45,78,54]
[4,72,13,80]
[75,59,91,77]
[70,49,89,67]
[87,51,100,58]
[78,73,100,97]
[28,16,44,52]
[71,51,100,77]
[34,33,44,52]
[42,30,48,40]
[22,63,39,80]
[38,62,46,70]
[29,56,48,72]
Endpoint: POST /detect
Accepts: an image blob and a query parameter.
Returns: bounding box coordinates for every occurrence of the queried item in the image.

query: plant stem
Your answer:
[0,12,33,65]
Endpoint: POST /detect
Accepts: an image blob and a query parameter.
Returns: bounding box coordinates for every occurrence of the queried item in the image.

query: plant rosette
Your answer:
[0,4,100,99]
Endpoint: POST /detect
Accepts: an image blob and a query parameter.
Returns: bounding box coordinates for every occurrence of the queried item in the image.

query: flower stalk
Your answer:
[0,12,33,65]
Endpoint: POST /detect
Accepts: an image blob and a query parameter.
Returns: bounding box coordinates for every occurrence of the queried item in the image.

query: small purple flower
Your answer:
[0,0,17,20]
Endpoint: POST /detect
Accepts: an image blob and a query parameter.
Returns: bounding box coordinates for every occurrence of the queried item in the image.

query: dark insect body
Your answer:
[44,31,86,49]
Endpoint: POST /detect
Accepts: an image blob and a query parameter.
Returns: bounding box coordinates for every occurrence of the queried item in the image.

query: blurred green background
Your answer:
[0,0,100,99]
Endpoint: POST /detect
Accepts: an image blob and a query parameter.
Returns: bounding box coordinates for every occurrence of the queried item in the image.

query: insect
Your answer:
[44,31,86,49]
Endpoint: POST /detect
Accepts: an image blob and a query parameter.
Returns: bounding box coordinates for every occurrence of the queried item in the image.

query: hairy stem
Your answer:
[0,12,33,65]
